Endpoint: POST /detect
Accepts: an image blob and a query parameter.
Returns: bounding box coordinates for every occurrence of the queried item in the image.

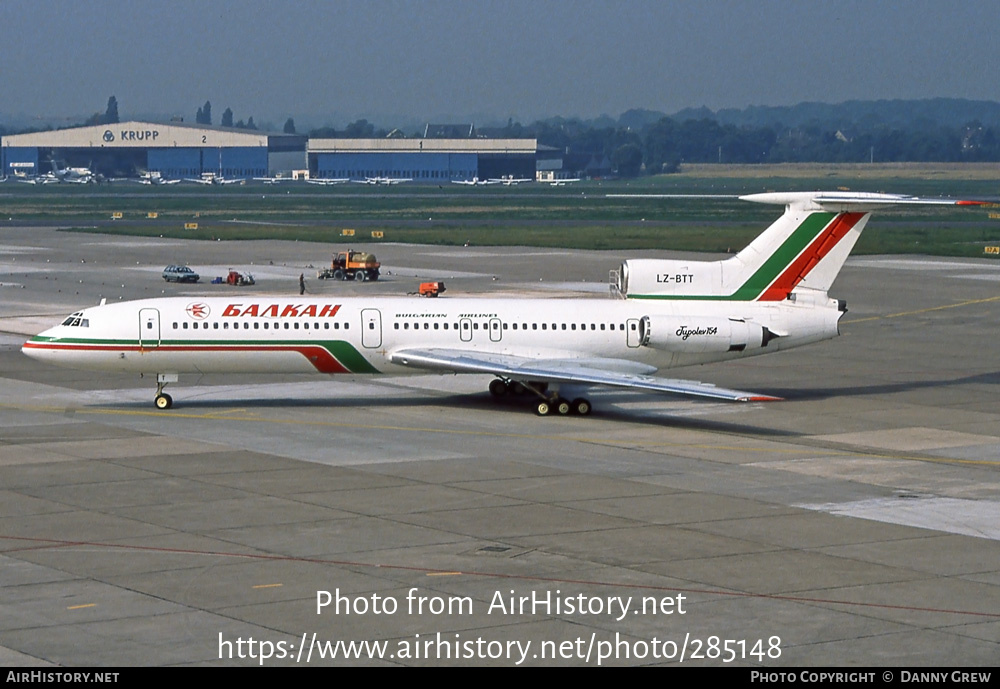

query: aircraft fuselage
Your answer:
[23,295,841,377]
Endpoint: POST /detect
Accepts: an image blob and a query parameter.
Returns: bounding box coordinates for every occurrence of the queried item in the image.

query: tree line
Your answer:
[6,97,1000,177]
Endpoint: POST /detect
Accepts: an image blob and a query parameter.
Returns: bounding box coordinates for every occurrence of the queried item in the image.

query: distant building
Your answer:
[308,138,536,182]
[1,121,306,179]
[1,121,537,184]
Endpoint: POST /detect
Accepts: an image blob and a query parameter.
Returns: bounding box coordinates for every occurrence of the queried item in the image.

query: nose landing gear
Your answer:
[153,373,178,410]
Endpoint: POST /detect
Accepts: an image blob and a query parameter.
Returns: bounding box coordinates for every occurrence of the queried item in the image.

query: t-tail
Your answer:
[619,191,979,302]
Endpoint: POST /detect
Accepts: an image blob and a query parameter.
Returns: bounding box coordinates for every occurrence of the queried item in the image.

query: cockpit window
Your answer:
[61,311,89,327]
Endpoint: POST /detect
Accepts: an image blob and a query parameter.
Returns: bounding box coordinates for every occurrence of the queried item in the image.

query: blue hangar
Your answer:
[1,121,307,179]
[308,138,537,183]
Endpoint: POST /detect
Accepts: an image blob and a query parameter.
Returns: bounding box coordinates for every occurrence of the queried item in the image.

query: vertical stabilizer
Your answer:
[621,192,979,301]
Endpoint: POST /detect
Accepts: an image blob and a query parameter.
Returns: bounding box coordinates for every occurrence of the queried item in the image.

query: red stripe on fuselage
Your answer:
[22,342,352,374]
[757,212,865,301]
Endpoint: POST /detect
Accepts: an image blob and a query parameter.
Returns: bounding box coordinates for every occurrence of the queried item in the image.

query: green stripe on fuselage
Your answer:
[26,336,380,374]
[629,212,835,301]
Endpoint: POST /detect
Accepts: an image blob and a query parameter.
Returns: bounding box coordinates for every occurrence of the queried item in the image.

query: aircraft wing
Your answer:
[389,348,781,402]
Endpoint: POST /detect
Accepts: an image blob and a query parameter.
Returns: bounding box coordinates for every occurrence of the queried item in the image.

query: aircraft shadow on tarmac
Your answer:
[102,387,807,438]
[766,370,1000,402]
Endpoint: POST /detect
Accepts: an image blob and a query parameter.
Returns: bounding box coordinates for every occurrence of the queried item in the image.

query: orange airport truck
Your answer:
[317,250,381,282]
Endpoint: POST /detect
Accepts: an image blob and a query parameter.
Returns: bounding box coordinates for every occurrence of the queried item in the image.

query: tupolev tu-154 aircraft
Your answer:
[21,192,983,416]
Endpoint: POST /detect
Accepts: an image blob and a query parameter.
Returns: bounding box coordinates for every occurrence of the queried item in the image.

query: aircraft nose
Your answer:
[22,330,55,361]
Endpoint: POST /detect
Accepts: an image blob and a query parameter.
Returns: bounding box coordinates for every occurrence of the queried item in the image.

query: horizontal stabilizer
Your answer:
[741,191,985,212]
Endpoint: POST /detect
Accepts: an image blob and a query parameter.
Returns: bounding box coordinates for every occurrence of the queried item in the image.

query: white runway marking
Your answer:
[795,496,1000,541]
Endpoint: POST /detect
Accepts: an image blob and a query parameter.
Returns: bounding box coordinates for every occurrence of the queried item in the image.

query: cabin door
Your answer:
[361,309,382,348]
[139,308,161,349]
[626,318,642,348]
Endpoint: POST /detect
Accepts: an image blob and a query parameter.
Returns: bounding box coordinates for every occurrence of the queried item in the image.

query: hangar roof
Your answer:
[1,121,286,148]
[308,138,537,154]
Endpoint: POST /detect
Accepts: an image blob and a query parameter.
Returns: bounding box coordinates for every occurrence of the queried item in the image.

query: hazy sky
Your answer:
[3,0,999,127]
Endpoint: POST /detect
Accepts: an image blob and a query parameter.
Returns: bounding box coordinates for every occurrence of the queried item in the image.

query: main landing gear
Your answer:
[152,373,178,410]
[488,378,592,417]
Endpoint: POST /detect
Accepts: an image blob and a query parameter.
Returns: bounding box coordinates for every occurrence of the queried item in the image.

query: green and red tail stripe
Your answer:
[630,211,865,301]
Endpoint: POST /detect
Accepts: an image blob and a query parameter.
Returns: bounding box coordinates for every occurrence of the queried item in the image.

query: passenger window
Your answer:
[147,322,152,329]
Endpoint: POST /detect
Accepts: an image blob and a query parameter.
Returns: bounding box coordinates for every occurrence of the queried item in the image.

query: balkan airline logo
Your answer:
[103,130,115,142]
[222,303,342,318]
[186,303,210,319]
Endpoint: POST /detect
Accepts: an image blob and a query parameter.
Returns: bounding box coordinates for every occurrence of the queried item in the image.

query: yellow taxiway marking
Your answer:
[427,572,463,577]
[252,583,283,589]
[67,604,96,610]
[842,294,1000,325]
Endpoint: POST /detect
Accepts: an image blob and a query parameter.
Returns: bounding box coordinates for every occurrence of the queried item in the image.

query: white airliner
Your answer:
[134,171,181,185]
[306,178,351,186]
[452,177,497,186]
[352,176,412,185]
[489,175,533,186]
[185,173,246,186]
[18,162,98,185]
[22,192,980,415]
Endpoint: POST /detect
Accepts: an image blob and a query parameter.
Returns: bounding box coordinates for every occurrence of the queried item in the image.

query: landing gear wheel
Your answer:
[555,397,571,415]
[535,400,551,416]
[154,393,173,410]
[571,398,592,416]
[489,379,508,397]
[510,382,526,396]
